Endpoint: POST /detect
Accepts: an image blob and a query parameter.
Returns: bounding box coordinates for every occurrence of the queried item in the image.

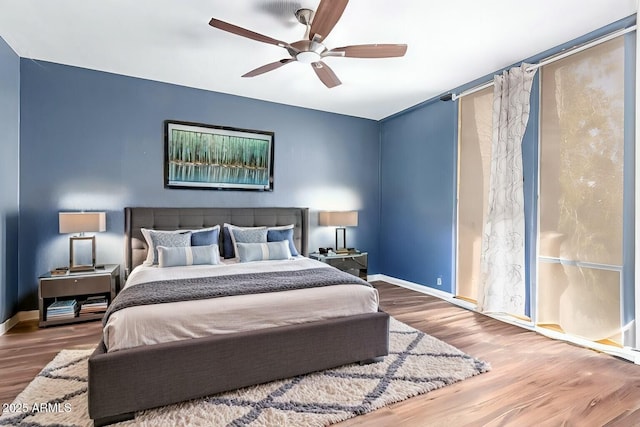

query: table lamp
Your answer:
[59,212,106,272]
[318,210,358,253]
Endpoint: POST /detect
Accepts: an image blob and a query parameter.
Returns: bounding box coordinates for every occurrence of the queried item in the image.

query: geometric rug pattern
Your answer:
[0,318,490,426]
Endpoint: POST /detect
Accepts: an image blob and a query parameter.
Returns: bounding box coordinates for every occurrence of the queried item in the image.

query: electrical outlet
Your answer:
[436,276,442,286]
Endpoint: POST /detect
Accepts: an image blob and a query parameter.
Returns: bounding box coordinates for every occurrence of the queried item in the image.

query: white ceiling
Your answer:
[0,0,636,120]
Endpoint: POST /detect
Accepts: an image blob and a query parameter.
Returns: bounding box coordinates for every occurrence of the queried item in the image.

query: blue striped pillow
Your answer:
[236,241,291,263]
[157,244,220,267]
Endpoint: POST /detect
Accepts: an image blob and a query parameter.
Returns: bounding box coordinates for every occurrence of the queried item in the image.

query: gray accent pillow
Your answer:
[228,226,268,260]
[145,229,192,265]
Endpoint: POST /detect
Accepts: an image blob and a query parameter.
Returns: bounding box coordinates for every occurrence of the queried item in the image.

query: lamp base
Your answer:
[335,248,358,255]
[69,235,97,273]
[335,227,347,252]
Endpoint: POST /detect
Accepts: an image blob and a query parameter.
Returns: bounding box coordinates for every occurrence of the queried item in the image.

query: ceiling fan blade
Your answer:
[209,18,289,48]
[311,61,341,88]
[242,58,295,78]
[309,0,349,42]
[326,44,408,58]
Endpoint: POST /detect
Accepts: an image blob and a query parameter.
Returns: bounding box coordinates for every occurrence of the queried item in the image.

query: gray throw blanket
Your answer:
[103,267,371,325]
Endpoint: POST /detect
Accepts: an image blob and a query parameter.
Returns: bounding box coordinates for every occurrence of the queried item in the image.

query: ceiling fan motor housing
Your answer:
[291,40,327,63]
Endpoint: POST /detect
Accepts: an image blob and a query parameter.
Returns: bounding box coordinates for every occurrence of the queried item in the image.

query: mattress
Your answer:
[103,257,379,352]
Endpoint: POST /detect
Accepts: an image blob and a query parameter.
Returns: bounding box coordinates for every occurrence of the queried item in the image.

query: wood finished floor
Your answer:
[1,282,640,426]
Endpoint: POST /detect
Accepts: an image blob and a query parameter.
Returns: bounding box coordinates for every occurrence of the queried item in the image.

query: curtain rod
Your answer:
[443,24,636,102]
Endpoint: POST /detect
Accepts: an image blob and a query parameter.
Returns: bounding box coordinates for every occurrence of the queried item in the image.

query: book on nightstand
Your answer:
[79,296,108,315]
[46,299,78,319]
[50,267,69,276]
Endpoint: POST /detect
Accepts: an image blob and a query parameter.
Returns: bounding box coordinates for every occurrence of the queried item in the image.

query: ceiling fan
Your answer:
[209,0,407,88]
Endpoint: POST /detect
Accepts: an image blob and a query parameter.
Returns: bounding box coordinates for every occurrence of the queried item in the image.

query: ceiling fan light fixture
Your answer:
[297,50,321,64]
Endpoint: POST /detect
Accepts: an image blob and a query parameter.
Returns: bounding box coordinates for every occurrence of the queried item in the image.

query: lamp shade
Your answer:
[318,211,358,227]
[59,212,106,234]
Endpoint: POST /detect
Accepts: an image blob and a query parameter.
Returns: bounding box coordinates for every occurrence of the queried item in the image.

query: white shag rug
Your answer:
[0,318,490,426]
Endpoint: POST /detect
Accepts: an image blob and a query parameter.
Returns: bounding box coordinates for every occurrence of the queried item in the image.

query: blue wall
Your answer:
[379,100,457,292]
[0,37,20,323]
[17,61,380,311]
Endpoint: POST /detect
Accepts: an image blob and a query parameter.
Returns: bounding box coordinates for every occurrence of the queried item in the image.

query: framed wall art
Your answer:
[164,120,274,191]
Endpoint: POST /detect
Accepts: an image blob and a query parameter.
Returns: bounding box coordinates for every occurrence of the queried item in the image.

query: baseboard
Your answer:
[0,315,19,336]
[373,274,639,364]
[0,310,39,336]
[369,274,475,310]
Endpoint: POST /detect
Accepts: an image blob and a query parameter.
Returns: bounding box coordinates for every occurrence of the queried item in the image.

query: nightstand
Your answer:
[309,251,368,279]
[38,264,120,327]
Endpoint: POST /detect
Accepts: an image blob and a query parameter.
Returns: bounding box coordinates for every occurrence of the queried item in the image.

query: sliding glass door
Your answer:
[456,87,493,303]
[456,32,632,349]
[537,36,626,345]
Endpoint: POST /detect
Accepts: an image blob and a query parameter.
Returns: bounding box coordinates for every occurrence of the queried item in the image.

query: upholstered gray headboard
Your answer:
[124,207,309,277]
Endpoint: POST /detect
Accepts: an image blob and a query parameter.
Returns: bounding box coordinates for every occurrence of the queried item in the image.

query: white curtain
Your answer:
[477,64,536,315]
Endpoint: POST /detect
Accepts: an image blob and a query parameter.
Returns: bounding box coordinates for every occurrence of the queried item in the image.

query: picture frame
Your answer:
[164,120,274,191]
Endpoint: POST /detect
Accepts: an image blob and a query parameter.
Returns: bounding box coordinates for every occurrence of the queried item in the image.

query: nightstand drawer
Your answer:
[40,275,111,298]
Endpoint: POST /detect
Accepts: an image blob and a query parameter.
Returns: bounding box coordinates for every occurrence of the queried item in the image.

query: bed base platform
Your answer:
[88,310,390,426]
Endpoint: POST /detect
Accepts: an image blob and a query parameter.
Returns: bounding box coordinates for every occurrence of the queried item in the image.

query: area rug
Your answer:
[0,318,490,426]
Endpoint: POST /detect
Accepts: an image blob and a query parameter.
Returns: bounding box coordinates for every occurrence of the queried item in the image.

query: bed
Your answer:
[87,207,390,426]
